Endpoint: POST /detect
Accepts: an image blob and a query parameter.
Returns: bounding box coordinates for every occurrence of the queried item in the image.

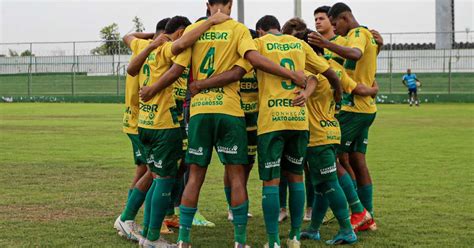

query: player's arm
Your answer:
[140,63,186,101]
[352,81,379,97]
[123,32,155,48]
[171,10,231,56]
[322,69,342,102]
[189,65,247,97]
[370,29,384,55]
[293,74,318,107]
[244,50,306,86]
[127,35,170,76]
[308,32,362,61]
[402,76,408,87]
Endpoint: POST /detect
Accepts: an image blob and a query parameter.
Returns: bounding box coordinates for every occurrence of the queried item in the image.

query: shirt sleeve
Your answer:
[303,42,330,75]
[234,58,253,73]
[347,29,368,55]
[236,25,257,58]
[130,38,140,55]
[172,47,192,68]
[340,69,358,94]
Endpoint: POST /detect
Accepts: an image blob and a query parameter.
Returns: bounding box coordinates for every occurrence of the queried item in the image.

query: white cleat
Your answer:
[228,209,234,221]
[286,237,301,248]
[142,238,177,248]
[177,241,192,248]
[115,217,143,242]
[114,215,121,231]
[235,242,251,248]
[263,243,281,248]
[278,208,288,222]
[247,212,253,218]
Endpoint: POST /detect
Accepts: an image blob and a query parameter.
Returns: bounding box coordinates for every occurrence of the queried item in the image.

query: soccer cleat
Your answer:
[142,238,177,248]
[139,236,146,247]
[278,208,288,222]
[115,218,143,242]
[303,208,312,222]
[325,230,357,245]
[263,243,281,248]
[354,219,377,232]
[248,212,253,218]
[177,241,192,248]
[161,222,174,234]
[164,215,180,228]
[113,215,121,231]
[286,237,301,248]
[323,210,336,225]
[350,209,372,230]
[235,242,251,248]
[192,211,215,227]
[300,229,321,241]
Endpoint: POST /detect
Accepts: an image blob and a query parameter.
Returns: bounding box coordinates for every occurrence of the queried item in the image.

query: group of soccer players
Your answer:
[114,1,383,248]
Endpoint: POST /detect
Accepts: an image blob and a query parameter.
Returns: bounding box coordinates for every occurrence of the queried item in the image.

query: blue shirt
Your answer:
[402,74,418,89]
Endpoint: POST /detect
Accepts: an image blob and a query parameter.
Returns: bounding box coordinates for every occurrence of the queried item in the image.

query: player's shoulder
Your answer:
[349,26,372,37]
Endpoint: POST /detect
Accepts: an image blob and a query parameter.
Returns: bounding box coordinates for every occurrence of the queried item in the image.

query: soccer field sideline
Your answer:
[0,103,472,247]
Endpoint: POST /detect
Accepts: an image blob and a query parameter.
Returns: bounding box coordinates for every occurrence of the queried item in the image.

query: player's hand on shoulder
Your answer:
[139,86,154,102]
[150,34,171,49]
[208,9,231,25]
[307,31,329,48]
[370,29,384,46]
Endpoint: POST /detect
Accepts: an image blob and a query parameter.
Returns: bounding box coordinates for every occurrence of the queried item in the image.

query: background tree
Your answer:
[132,16,145,32]
[91,23,129,55]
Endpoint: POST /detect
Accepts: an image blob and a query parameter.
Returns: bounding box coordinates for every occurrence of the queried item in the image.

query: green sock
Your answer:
[310,186,328,231]
[288,182,305,241]
[279,176,288,209]
[357,184,373,217]
[304,172,315,209]
[147,178,175,241]
[142,181,156,237]
[339,173,364,213]
[352,179,358,190]
[262,186,280,247]
[224,186,232,207]
[230,201,249,244]
[127,188,133,201]
[178,205,197,243]
[324,180,352,231]
[167,180,180,216]
[120,188,146,221]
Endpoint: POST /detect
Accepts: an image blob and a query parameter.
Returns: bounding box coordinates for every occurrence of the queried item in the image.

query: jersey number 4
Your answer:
[199,47,216,78]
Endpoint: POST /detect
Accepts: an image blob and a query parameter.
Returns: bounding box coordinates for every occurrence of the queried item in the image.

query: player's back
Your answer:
[254,34,308,135]
[342,26,378,114]
[186,19,255,117]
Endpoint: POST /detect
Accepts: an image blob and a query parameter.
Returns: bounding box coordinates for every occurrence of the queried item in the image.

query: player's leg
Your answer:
[303,164,314,222]
[279,174,289,222]
[414,89,419,106]
[409,90,414,106]
[281,130,309,248]
[177,114,214,246]
[215,114,250,246]
[141,128,182,246]
[258,131,285,248]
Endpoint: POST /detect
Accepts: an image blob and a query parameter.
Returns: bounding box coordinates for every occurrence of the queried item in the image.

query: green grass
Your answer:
[0,103,473,247]
[0,72,473,96]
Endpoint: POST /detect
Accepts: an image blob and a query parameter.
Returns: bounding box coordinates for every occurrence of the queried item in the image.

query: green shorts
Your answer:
[245,112,258,165]
[185,113,249,167]
[336,111,376,154]
[138,127,182,177]
[306,144,338,185]
[127,133,147,166]
[258,130,309,181]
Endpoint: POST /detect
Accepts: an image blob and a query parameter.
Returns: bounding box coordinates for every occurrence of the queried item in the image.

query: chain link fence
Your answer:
[0,31,473,96]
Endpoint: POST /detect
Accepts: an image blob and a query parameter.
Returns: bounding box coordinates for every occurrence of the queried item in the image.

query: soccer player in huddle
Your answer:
[127,12,231,247]
[309,2,380,231]
[141,1,309,247]
[115,17,171,241]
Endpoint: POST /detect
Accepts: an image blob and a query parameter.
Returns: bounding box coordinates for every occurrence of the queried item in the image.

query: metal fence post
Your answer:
[448,49,452,94]
[389,34,393,93]
[28,43,33,96]
[117,40,120,96]
[72,42,76,96]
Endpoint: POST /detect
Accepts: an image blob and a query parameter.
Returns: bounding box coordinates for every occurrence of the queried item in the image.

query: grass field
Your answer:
[0,103,473,247]
[0,72,473,96]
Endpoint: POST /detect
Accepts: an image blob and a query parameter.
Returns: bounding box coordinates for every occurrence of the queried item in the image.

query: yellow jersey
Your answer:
[325,35,347,66]
[307,59,358,147]
[124,39,152,134]
[180,19,257,118]
[240,70,258,114]
[342,26,378,114]
[173,66,189,102]
[137,41,191,130]
[253,33,330,135]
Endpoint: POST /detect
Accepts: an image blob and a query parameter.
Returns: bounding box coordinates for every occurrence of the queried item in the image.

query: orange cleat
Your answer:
[350,209,372,230]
